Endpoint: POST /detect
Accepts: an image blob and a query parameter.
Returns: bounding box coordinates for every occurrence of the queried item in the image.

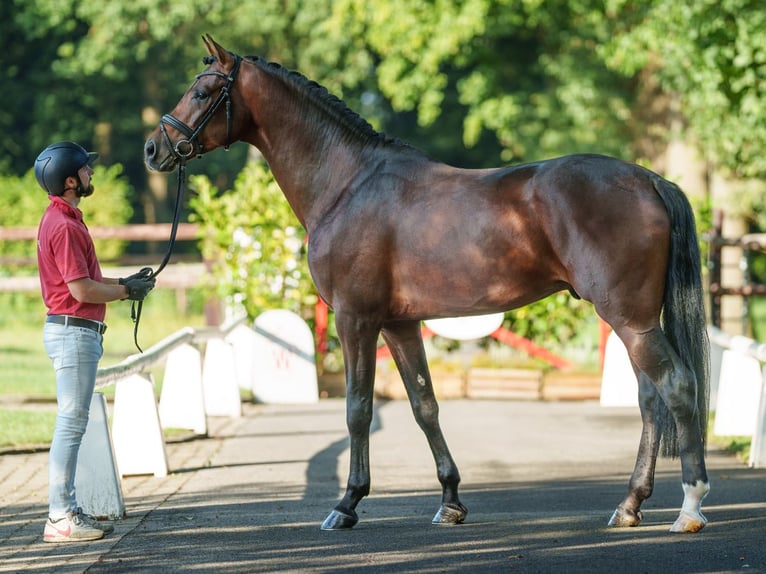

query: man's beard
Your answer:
[77,182,94,197]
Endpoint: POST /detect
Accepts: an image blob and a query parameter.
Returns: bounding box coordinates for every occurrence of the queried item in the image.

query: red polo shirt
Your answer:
[37,196,106,321]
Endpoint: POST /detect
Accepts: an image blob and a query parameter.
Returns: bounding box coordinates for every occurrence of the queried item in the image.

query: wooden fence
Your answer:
[0,223,205,292]
[707,211,766,331]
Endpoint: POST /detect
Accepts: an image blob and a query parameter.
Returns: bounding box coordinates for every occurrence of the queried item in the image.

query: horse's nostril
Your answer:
[144,139,156,160]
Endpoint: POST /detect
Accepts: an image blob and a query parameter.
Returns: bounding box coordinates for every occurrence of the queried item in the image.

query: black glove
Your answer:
[120,267,154,283]
[119,275,156,301]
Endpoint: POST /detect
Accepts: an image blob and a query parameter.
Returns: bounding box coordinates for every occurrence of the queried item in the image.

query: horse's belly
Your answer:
[389,269,565,319]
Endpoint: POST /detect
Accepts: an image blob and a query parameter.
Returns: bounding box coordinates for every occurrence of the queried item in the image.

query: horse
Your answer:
[145,35,710,533]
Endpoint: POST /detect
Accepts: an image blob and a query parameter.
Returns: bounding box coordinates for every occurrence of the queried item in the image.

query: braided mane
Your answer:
[244,55,417,151]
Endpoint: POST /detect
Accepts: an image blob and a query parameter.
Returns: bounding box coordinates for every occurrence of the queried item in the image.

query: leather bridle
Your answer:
[159,54,243,160]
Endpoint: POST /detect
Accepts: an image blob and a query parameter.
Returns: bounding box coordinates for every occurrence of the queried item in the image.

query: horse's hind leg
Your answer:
[381,321,467,524]
[611,326,709,532]
[608,371,661,527]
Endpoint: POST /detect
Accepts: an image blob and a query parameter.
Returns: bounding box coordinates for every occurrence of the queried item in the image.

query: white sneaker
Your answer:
[43,511,104,543]
[75,507,114,534]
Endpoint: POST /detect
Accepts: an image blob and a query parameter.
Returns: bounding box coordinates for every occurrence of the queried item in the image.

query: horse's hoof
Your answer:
[670,510,707,533]
[607,506,643,527]
[320,509,358,530]
[432,503,467,525]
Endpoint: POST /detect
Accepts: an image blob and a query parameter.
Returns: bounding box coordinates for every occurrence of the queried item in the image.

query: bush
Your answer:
[188,160,317,319]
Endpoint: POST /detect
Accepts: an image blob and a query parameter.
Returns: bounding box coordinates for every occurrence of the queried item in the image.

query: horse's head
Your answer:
[144,35,244,172]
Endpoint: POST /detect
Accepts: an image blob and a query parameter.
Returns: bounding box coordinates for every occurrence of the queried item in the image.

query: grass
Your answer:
[714,435,752,463]
[0,408,57,448]
[0,289,207,448]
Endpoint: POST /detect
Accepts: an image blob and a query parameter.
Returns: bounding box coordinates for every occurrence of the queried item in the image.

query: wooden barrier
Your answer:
[0,223,199,241]
[0,223,204,292]
[707,210,766,331]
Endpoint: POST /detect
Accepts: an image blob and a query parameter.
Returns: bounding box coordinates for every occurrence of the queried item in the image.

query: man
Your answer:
[34,141,156,543]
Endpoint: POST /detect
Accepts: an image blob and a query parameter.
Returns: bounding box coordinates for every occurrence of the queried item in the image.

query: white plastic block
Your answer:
[159,343,207,435]
[75,393,126,519]
[714,349,761,437]
[600,331,639,407]
[225,324,258,390]
[111,373,169,477]
[202,338,242,418]
[252,309,319,404]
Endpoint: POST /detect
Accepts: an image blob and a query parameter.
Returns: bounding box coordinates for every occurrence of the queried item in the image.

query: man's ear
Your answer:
[63,175,77,191]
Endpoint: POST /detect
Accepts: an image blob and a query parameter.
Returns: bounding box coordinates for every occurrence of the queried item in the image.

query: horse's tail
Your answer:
[652,176,709,458]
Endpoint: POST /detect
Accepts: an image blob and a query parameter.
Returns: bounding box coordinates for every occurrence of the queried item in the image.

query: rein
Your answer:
[132,54,242,352]
[130,163,186,352]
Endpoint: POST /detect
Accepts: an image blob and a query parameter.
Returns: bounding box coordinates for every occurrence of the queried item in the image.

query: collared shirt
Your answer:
[37,195,106,321]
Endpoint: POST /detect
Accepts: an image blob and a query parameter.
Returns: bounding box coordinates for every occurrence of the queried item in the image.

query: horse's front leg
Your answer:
[382,321,467,525]
[321,313,380,531]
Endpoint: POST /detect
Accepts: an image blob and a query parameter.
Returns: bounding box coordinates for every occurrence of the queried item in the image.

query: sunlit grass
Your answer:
[0,408,57,448]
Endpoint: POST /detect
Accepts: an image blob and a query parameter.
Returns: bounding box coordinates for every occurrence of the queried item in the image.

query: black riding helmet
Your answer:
[34,141,98,196]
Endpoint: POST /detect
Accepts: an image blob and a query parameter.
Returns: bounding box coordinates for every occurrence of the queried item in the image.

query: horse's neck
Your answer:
[245,67,371,230]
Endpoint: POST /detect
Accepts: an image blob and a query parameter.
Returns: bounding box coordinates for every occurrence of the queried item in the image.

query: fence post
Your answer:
[708,209,723,328]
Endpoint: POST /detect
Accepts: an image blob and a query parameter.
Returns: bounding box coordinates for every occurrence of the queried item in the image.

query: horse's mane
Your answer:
[244,55,419,153]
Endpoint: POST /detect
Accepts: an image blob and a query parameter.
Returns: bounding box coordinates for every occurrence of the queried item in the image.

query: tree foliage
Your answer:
[6,0,765,185]
[4,0,766,363]
[602,0,766,179]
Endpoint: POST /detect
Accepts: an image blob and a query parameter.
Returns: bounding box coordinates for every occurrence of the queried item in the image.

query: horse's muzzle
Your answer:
[144,136,177,172]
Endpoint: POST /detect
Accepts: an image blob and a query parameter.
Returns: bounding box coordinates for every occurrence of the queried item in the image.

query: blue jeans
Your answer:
[43,322,103,519]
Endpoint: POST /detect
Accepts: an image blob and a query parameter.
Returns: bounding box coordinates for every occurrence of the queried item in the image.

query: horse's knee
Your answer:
[411,397,440,430]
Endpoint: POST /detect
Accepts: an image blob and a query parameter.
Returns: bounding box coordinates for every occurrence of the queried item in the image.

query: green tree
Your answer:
[328,0,637,164]
[602,0,766,180]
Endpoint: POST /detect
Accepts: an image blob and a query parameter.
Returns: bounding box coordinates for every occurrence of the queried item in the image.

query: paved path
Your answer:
[1,399,765,573]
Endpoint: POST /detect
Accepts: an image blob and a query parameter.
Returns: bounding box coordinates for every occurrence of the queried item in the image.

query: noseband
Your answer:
[159,54,242,160]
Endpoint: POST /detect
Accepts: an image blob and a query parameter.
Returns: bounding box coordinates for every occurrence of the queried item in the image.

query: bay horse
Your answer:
[145,35,710,533]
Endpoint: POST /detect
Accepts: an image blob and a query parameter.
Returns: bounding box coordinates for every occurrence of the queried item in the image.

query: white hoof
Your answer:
[670,510,707,533]
[671,480,710,533]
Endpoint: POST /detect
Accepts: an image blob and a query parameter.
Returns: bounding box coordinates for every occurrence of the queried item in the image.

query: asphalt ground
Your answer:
[1,399,765,573]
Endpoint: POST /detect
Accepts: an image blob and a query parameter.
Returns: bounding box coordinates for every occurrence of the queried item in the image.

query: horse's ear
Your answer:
[202,34,231,66]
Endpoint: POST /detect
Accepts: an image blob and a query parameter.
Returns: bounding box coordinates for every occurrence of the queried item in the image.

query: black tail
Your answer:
[652,176,709,458]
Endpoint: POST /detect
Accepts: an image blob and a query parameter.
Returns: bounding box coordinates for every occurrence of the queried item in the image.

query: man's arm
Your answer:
[67,277,128,303]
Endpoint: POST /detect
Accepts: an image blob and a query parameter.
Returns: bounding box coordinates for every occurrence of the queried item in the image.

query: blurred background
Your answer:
[2,0,765,417]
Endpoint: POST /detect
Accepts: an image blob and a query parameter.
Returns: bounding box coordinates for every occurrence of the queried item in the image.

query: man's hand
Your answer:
[119,275,156,301]
[120,267,154,283]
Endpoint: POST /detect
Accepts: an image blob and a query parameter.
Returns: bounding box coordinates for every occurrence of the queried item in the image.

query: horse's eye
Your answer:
[193,90,208,102]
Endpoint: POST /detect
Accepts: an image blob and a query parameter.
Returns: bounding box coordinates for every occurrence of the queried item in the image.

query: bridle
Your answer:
[159,53,243,161]
[131,53,242,352]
